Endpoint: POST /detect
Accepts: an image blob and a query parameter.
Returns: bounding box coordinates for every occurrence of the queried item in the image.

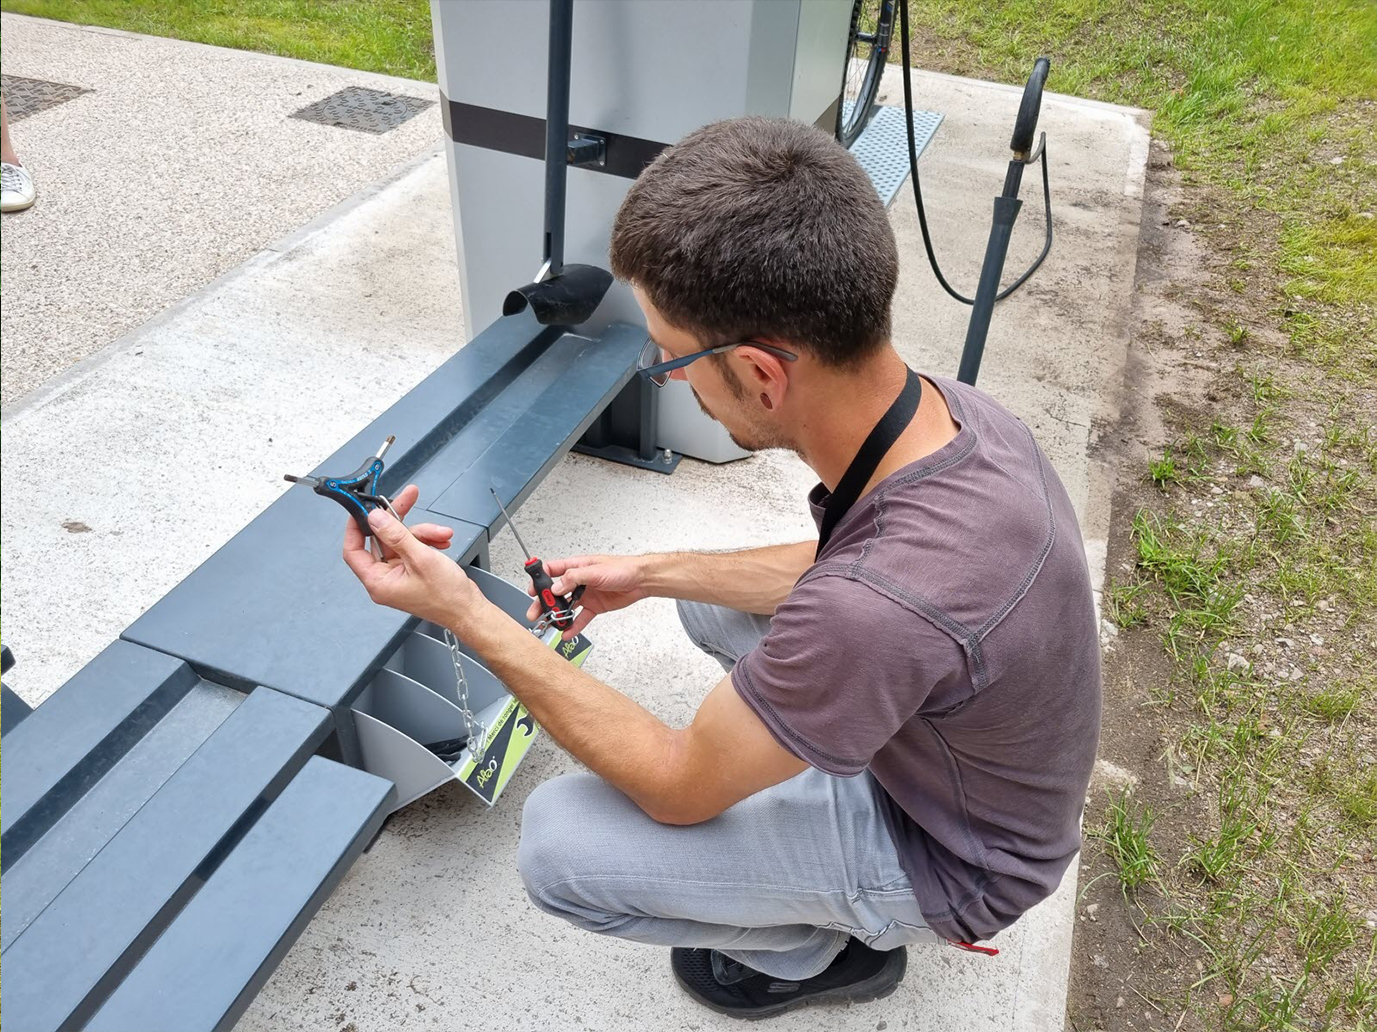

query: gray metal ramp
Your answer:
[86,756,394,1032]
[0,687,331,1031]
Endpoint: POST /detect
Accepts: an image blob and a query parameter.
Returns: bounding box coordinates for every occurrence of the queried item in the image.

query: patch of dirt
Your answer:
[1066,137,1377,1029]
[1068,139,1222,1032]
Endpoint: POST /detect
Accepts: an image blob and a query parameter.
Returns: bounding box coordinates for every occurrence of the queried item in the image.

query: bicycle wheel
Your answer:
[835,0,896,148]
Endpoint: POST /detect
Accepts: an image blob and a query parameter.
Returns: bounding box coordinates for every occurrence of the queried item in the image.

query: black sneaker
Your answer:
[670,937,906,1020]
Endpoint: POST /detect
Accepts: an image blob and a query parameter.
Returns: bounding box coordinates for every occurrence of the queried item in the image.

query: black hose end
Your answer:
[1010,56,1051,156]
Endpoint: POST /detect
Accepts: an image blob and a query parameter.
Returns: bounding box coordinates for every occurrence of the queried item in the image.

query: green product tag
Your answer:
[455,628,592,806]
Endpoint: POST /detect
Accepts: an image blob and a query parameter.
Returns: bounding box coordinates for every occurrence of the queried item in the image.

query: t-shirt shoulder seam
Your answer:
[802,564,975,650]
[972,423,1059,640]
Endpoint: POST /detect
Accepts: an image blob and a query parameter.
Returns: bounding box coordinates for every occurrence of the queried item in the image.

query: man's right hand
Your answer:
[525,554,650,638]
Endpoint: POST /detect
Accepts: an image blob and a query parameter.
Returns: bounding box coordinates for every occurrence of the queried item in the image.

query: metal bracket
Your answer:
[568,133,606,168]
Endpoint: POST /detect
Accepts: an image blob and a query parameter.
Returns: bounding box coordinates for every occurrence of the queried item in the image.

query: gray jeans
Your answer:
[516,600,939,980]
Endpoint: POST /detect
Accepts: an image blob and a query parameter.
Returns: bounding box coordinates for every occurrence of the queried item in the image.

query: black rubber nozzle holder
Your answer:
[489,488,582,631]
[284,435,395,538]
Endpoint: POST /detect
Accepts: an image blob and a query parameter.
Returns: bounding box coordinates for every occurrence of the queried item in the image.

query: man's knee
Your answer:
[675,598,712,652]
[517,772,630,922]
[676,599,744,671]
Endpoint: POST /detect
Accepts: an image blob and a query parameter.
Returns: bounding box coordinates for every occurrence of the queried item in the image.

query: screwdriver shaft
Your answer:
[489,488,534,560]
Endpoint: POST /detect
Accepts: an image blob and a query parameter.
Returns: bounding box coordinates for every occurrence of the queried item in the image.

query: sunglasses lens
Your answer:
[638,338,669,387]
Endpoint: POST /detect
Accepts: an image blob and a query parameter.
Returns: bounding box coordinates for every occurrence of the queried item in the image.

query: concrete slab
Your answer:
[0,13,442,405]
[0,143,459,705]
[0,47,1149,1032]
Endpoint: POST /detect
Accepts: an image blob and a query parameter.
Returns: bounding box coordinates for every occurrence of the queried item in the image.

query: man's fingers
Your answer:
[542,555,596,578]
[411,522,454,548]
[564,608,596,639]
[390,484,421,519]
[549,566,589,595]
[342,520,382,584]
[368,508,425,563]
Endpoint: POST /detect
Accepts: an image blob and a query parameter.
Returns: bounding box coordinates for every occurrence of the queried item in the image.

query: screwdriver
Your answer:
[489,488,582,631]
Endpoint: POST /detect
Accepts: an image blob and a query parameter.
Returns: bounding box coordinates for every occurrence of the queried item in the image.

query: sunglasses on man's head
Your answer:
[636,337,799,387]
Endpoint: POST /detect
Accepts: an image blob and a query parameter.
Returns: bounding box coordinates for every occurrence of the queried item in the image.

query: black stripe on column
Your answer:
[442,92,669,180]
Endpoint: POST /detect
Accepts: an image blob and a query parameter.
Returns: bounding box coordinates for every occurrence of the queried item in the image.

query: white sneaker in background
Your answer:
[2,162,37,212]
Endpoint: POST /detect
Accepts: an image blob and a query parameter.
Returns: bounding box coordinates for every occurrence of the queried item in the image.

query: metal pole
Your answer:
[957,195,1022,385]
[542,0,574,277]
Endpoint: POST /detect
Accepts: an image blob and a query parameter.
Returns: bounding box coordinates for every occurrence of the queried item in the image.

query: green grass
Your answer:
[1095,790,1162,891]
[898,0,1377,376]
[0,0,436,80]
[1301,681,1364,722]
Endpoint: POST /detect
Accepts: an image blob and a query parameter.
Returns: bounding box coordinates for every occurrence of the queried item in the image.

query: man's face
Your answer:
[632,287,786,453]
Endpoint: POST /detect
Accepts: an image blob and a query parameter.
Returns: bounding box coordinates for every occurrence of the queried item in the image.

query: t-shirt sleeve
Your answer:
[731,573,962,776]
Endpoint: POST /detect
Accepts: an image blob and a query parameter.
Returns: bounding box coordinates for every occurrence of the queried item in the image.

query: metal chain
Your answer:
[444,628,486,764]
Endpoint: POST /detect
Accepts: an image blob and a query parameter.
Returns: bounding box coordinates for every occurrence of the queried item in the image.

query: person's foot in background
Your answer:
[1,95,37,212]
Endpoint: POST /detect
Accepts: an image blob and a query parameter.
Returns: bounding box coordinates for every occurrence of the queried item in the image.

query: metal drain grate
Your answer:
[848,105,944,208]
[290,86,433,135]
[2,74,92,122]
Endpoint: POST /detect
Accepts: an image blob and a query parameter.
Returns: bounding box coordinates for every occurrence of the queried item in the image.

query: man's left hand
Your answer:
[341,484,483,628]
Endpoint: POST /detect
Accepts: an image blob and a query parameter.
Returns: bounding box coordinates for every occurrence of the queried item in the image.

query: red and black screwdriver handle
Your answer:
[524,557,585,631]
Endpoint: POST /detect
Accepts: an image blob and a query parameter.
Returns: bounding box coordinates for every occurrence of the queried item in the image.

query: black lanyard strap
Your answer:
[816,368,922,558]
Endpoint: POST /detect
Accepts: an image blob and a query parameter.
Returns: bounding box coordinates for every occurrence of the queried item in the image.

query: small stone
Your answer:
[1211,485,1223,494]
[1226,652,1249,672]
[1219,993,1234,1006]
[1247,474,1266,489]
[1091,759,1138,794]
[1172,774,1191,789]
[1316,599,1332,612]
[1093,953,1110,969]
[1176,218,1191,228]
[1277,637,1294,649]
[1116,996,1126,1009]
[877,1023,888,1031]
[1310,634,1324,646]
[1289,666,1304,681]
[1086,903,1100,920]
[1293,440,1308,454]
[1101,619,1119,642]
[1329,156,1344,165]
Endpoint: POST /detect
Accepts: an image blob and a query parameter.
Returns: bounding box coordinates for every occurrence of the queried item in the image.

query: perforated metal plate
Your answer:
[290,86,433,135]
[848,104,944,208]
[1,74,91,122]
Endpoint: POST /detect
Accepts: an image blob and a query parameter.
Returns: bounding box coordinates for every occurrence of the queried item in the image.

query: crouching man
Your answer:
[343,117,1100,1020]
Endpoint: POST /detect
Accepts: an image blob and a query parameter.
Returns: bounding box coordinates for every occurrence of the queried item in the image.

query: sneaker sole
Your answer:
[672,948,907,1021]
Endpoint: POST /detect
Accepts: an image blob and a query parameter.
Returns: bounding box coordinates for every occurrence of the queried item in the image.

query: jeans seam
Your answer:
[534,872,912,903]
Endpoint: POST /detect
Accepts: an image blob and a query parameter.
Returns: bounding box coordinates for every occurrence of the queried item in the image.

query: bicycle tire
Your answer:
[836,0,895,148]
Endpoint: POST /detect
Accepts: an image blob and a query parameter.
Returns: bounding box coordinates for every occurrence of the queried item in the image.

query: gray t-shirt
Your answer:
[732,375,1101,943]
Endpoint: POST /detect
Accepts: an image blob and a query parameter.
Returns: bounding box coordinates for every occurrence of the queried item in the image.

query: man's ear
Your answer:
[736,344,791,410]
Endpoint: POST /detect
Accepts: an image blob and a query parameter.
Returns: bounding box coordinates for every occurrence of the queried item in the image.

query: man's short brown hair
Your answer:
[610,116,899,368]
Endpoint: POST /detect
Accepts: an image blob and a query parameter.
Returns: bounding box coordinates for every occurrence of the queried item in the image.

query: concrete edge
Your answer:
[1008,103,1153,1032]
[905,65,1152,121]
[1,140,446,424]
[0,11,439,97]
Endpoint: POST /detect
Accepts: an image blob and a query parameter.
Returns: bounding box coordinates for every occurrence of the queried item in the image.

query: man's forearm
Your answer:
[639,541,814,614]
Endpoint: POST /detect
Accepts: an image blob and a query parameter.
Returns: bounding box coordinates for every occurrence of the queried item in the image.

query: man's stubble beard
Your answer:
[691,369,791,454]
